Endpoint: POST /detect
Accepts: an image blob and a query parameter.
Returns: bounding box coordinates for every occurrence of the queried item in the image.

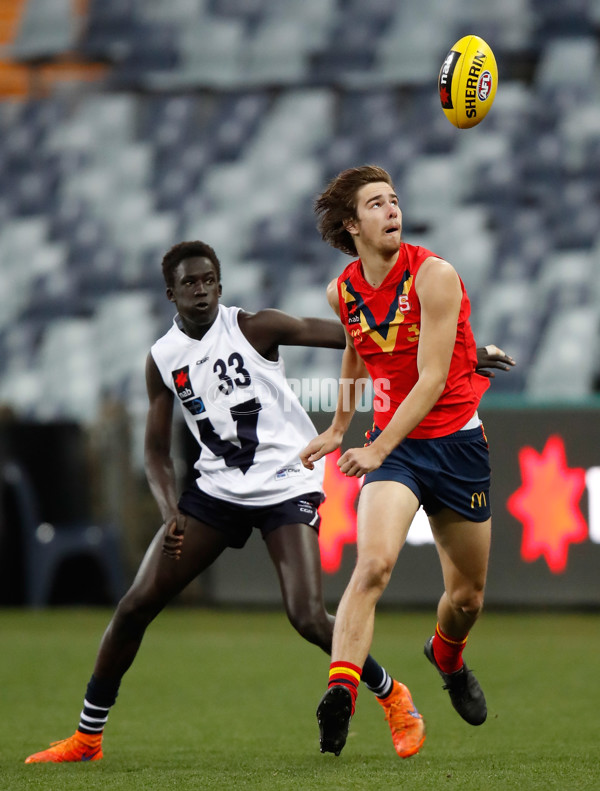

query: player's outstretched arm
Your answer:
[475,344,516,377]
[239,309,345,359]
[238,278,348,358]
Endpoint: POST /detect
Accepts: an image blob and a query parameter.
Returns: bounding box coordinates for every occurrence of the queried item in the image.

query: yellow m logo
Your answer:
[470,491,487,509]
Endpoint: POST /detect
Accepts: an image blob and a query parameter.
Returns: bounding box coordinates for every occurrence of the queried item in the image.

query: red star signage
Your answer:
[315,415,599,598]
[318,450,361,573]
[507,435,588,574]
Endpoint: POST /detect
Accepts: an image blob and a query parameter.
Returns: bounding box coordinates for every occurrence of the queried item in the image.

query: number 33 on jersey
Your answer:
[151,305,324,506]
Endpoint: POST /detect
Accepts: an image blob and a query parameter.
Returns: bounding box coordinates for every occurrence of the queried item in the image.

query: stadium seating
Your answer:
[0,0,599,451]
[9,0,76,61]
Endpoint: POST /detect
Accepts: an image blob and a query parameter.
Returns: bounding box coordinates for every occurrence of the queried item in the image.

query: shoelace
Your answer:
[49,738,71,748]
[443,667,474,699]
[49,736,100,751]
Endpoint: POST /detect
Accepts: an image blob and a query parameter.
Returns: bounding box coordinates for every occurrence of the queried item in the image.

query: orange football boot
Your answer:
[25,731,103,763]
[377,680,426,758]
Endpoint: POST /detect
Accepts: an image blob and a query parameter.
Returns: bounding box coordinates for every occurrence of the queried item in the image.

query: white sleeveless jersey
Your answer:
[151,305,324,506]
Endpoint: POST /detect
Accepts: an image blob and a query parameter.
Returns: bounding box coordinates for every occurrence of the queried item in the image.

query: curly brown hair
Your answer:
[314,165,394,256]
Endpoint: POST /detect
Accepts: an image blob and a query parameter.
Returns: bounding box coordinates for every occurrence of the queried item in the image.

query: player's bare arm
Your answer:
[300,329,368,469]
[323,276,370,434]
[238,307,345,361]
[338,258,462,477]
[300,279,369,469]
[144,353,186,558]
[325,277,341,317]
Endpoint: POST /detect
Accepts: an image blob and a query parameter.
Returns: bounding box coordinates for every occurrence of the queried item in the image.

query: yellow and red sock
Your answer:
[328,661,362,714]
[432,623,468,674]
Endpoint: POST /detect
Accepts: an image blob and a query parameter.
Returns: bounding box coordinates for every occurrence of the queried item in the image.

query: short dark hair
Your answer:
[161,241,221,289]
[315,165,395,256]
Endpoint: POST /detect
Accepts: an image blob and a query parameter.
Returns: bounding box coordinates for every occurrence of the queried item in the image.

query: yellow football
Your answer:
[438,35,498,129]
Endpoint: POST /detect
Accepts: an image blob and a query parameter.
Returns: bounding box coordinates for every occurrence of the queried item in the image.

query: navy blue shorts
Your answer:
[364,425,491,522]
[177,487,323,549]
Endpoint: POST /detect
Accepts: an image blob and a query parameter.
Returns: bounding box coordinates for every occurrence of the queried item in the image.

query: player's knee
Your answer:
[353,555,394,595]
[287,602,333,650]
[115,587,162,630]
[448,585,485,616]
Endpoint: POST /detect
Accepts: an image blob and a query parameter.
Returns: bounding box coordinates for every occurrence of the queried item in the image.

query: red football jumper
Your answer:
[337,242,489,439]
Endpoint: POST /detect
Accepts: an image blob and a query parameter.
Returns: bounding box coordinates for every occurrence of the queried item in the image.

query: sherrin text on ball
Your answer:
[438,35,498,129]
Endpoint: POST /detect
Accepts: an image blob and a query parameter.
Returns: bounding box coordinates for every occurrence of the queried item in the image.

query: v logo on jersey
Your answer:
[341,272,413,353]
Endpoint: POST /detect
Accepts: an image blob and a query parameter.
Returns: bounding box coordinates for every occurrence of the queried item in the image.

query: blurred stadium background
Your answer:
[0,0,599,607]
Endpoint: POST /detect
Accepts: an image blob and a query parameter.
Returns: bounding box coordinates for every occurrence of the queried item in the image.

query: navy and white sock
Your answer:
[362,657,394,699]
[77,674,120,736]
[78,699,110,735]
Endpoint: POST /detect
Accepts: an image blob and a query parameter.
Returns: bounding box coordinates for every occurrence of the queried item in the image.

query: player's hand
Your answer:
[300,427,344,469]
[338,444,386,478]
[162,514,187,559]
[475,344,516,378]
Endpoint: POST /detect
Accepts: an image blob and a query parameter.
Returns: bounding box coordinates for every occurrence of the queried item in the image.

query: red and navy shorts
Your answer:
[364,425,491,522]
[178,487,324,548]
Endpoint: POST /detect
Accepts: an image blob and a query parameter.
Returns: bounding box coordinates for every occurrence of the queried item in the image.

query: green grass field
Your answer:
[1,608,598,791]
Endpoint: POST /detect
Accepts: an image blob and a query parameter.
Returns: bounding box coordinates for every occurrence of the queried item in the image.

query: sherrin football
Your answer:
[438,35,498,129]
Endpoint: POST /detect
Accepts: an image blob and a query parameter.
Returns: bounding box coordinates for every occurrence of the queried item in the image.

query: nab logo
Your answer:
[471,491,487,509]
[172,366,195,401]
[439,50,459,109]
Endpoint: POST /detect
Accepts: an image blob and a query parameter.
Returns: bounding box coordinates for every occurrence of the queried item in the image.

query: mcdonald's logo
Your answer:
[471,491,487,509]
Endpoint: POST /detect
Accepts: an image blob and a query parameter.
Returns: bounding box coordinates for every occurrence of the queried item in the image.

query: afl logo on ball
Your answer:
[478,71,493,101]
